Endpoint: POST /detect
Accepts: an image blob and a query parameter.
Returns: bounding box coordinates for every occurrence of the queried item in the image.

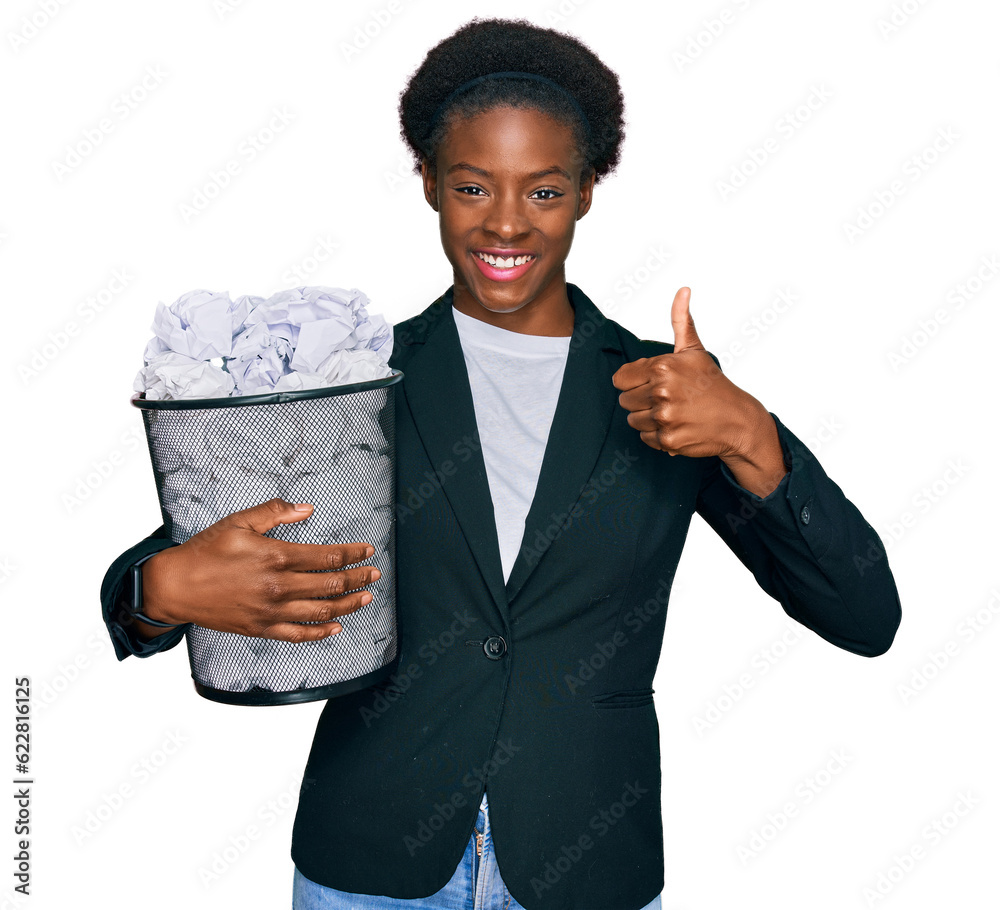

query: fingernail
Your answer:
[371,568,381,581]
[328,623,342,636]
[293,503,312,512]
[361,592,373,604]
[365,545,375,556]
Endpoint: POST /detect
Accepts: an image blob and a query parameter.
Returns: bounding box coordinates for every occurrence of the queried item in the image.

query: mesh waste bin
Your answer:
[131,371,402,706]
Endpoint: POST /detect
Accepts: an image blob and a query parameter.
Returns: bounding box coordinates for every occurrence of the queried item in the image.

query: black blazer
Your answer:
[101,283,901,910]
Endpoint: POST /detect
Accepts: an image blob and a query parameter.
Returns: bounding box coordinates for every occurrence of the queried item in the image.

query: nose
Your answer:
[481,190,531,241]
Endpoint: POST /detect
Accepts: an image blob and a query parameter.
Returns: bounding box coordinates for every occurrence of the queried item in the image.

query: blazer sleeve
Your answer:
[100,525,188,661]
[694,412,901,656]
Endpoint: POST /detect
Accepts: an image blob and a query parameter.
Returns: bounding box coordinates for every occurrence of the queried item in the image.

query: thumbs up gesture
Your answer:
[612,288,784,484]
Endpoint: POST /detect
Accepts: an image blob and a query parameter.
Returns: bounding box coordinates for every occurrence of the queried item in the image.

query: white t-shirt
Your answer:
[451,305,572,584]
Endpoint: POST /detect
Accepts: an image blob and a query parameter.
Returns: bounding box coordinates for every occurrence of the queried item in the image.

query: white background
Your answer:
[2,0,998,908]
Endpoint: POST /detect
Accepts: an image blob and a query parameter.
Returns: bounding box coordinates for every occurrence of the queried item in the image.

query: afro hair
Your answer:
[398,17,626,183]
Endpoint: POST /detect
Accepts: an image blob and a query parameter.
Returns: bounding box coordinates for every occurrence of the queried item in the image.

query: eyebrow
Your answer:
[446,162,573,181]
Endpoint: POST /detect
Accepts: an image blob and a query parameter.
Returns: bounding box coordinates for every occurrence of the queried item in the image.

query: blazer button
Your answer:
[483,636,507,660]
[800,505,811,525]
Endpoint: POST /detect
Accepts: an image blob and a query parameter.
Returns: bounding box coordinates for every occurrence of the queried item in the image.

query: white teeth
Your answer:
[477,252,534,268]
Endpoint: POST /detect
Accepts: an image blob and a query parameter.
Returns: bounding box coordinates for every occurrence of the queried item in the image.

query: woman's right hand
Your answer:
[137,498,381,642]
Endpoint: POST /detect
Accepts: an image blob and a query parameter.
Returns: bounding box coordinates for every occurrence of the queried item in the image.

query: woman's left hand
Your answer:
[611,287,774,462]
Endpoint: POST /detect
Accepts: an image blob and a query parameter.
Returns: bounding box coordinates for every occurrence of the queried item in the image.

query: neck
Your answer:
[450,278,575,337]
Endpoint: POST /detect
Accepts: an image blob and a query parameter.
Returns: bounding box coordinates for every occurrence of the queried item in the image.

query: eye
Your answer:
[455,185,486,196]
[531,188,563,201]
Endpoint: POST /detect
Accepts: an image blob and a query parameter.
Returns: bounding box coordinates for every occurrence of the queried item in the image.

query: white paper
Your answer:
[135,284,394,401]
[226,322,293,395]
[145,290,252,361]
[134,352,236,401]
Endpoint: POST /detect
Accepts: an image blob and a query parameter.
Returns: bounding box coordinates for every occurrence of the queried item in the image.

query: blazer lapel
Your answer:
[503,284,624,603]
[396,289,509,617]
[395,284,626,618]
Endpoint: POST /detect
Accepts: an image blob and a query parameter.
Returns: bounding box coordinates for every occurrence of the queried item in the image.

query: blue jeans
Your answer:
[293,793,662,910]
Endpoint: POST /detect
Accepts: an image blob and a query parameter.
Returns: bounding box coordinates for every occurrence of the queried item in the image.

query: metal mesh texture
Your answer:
[134,380,398,705]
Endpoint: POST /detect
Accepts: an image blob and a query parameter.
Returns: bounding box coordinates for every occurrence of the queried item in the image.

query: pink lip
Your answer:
[472,252,537,282]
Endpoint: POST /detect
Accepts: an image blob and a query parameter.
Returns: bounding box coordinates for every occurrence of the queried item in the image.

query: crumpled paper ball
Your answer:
[143,290,254,362]
[134,352,235,401]
[226,321,293,396]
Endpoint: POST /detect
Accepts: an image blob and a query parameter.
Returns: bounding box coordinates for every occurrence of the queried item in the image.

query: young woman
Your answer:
[101,18,901,910]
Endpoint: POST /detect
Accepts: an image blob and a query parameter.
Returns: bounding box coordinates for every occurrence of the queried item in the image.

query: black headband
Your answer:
[426,71,592,142]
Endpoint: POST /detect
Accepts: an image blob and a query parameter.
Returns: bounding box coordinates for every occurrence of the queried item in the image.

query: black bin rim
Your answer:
[191,657,400,706]
[131,368,403,411]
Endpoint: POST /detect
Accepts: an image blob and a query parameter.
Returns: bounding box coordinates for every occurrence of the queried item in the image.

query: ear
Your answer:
[420,159,439,212]
[576,166,596,220]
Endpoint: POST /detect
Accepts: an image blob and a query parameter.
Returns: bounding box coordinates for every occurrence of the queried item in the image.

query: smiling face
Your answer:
[421,105,595,336]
